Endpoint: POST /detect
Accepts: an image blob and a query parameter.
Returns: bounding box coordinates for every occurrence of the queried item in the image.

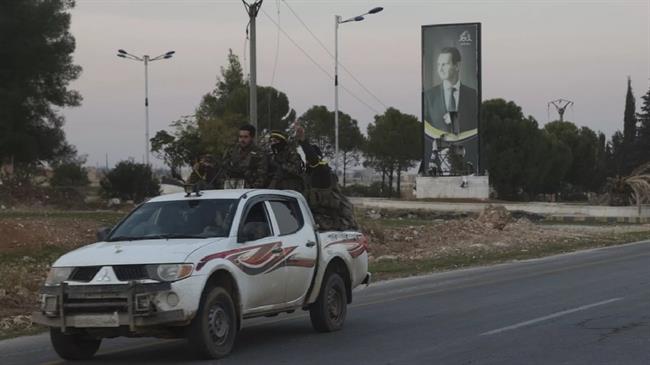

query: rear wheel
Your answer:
[187,286,238,359]
[309,272,347,332]
[50,328,101,360]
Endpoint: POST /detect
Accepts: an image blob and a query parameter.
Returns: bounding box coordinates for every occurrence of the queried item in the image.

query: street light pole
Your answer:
[144,55,150,166]
[334,7,383,178]
[334,15,340,176]
[117,49,175,166]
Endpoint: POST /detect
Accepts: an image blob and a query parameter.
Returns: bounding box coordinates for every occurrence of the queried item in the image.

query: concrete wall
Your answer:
[351,197,650,218]
[416,176,489,200]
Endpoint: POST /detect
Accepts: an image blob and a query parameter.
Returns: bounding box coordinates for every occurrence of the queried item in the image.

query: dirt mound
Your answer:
[477,205,512,230]
[363,215,568,262]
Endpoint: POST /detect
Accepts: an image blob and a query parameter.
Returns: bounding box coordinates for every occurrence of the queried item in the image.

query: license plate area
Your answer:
[69,312,119,328]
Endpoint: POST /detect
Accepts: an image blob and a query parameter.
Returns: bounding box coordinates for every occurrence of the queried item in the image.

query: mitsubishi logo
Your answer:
[97,268,112,282]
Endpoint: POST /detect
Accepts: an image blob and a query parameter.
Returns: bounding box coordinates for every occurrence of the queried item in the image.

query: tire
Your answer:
[50,328,101,360]
[309,272,347,332]
[187,286,238,359]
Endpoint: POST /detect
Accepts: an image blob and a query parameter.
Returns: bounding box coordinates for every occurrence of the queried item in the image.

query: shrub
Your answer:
[100,161,160,203]
[50,162,89,187]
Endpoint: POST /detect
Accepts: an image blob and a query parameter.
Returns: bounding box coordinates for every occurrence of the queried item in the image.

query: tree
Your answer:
[482,99,571,199]
[100,160,160,203]
[50,160,89,187]
[479,99,526,174]
[621,77,638,174]
[544,121,601,192]
[635,86,650,166]
[623,77,637,146]
[300,106,366,186]
[150,117,202,180]
[0,0,82,166]
[609,130,625,176]
[195,50,295,138]
[152,49,296,172]
[364,108,421,197]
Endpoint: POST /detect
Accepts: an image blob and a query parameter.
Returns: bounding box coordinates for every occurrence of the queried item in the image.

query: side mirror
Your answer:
[96,227,112,242]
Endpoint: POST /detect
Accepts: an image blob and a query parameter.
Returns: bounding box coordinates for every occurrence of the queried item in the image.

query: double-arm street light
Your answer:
[334,6,383,177]
[117,49,175,165]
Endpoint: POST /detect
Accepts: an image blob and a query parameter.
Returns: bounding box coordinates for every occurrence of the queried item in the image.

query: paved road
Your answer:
[3,240,650,365]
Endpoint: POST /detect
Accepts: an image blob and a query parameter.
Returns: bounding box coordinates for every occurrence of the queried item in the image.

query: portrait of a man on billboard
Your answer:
[422,23,481,176]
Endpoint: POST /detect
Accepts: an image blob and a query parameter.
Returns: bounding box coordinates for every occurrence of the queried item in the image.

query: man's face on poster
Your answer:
[436,52,460,83]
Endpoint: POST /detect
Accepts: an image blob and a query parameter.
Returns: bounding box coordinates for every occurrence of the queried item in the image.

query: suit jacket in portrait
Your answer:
[423,83,478,136]
[421,83,479,175]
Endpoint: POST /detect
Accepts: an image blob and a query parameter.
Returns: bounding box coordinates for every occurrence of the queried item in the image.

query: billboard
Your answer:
[421,23,481,176]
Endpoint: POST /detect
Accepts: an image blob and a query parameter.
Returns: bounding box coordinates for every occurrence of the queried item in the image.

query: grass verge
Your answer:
[369,231,650,281]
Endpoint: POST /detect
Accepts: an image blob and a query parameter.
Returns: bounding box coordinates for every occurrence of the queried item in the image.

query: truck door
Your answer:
[236,200,287,308]
[268,198,318,303]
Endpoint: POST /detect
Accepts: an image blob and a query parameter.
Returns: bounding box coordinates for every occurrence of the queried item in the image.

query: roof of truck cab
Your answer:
[147,189,302,203]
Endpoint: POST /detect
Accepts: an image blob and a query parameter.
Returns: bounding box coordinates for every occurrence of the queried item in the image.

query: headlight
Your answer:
[146,264,194,282]
[45,267,74,286]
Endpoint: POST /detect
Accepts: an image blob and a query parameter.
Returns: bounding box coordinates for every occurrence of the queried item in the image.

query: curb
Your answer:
[544,216,650,224]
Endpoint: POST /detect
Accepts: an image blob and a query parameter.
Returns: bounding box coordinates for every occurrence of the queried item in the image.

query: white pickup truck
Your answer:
[33,189,370,360]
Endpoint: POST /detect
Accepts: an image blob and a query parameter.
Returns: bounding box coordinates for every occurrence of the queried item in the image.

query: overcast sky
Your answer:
[62,0,650,167]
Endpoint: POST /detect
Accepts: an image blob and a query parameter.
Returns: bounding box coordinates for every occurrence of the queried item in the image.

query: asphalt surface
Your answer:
[3,240,650,365]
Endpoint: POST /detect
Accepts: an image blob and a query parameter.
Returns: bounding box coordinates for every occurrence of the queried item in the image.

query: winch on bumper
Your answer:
[32,281,188,331]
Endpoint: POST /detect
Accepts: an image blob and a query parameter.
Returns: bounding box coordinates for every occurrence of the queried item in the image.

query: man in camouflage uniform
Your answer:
[219,124,268,189]
[188,154,218,189]
[267,130,305,193]
[295,125,358,231]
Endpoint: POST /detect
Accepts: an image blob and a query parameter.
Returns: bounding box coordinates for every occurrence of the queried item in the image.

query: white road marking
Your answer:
[480,297,624,336]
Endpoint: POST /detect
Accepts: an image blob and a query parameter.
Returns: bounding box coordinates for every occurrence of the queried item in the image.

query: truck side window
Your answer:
[269,200,304,236]
[240,201,272,241]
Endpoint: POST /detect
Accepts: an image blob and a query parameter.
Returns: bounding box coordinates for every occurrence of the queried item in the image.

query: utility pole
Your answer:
[548,98,574,122]
[243,0,264,130]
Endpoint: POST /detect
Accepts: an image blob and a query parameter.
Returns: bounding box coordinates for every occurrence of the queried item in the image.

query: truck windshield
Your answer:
[108,199,238,241]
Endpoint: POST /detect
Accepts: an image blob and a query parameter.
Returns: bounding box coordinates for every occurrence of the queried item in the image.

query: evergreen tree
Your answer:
[635,86,650,165]
[622,77,637,173]
[0,0,81,166]
[623,77,637,144]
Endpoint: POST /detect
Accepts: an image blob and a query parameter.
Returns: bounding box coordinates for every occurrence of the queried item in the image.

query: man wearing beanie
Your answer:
[268,130,305,192]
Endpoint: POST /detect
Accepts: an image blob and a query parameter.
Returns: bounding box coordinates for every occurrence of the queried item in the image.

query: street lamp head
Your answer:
[354,16,365,21]
[165,51,175,56]
[163,55,173,59]
[369,7,384,14]
[117,54,126,58]
[118,49,127,54]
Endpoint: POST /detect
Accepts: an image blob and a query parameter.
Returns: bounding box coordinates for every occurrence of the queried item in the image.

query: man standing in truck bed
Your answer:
[267,130,305,193]
[294,124,357,231]
[220,124,268,189]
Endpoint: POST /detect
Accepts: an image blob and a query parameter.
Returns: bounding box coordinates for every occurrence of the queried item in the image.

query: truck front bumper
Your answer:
[32,282,188,331]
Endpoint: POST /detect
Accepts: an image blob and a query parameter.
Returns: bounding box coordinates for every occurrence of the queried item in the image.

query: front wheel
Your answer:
[309,272,347,332]
[50,328,101,360]
[187,286,238,359]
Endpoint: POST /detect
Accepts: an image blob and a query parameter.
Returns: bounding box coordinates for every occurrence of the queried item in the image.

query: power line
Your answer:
[260,8,381,115]
[270,0,281,87]
[280,0,388,110]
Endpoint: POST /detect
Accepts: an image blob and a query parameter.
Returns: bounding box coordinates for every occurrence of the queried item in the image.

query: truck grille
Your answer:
[113,265,148,281]
[65,297,129,314]
[69,267,101,282]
